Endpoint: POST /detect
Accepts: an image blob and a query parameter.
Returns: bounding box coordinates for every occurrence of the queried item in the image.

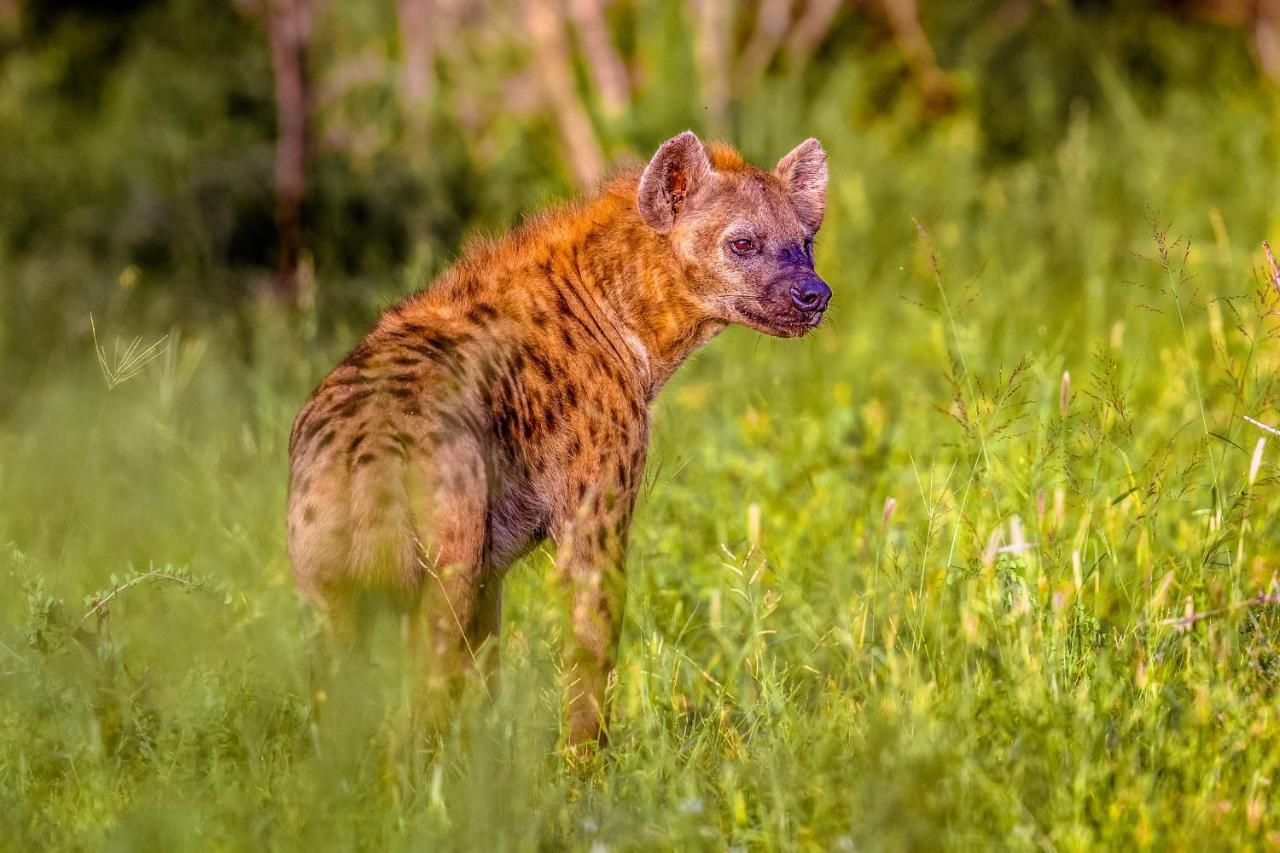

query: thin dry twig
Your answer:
[1244,414,1280,438]
[1144,593,1280,631]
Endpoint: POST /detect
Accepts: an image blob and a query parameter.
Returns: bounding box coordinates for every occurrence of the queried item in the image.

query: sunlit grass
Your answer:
[5,92,1280,850]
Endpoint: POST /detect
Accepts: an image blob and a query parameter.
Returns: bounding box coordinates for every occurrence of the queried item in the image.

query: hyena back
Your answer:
[287,131,830,745]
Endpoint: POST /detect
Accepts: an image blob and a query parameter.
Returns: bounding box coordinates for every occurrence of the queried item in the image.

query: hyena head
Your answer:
[637,130,829,338]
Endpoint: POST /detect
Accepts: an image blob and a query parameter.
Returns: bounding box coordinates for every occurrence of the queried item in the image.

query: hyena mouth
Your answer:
[739,304,823,337]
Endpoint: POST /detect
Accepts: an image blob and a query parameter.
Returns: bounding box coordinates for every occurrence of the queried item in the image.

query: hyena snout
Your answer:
[788,272,831,314]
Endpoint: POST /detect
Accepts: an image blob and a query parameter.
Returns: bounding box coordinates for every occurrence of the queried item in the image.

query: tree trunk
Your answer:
[690,0,730,133]
[398,0,436,142]
[267,0,317,307]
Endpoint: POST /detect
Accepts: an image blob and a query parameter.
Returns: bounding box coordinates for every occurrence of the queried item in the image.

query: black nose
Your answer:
[789,276,831,313]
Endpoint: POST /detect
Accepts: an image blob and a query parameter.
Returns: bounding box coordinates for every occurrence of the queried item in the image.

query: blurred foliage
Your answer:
[0,0,1270,406]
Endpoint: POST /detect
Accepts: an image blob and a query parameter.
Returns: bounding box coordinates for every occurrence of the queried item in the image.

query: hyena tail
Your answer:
[345,457,428,591]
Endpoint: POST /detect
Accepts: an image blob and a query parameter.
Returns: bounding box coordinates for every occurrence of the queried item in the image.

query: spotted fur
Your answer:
[287,132,829,745]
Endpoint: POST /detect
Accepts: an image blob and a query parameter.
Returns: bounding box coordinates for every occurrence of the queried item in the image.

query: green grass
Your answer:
[5,74,1280,850]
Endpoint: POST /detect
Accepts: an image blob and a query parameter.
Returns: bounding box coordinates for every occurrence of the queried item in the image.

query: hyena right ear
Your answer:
[775,137,827,233]
[637,131,712,233]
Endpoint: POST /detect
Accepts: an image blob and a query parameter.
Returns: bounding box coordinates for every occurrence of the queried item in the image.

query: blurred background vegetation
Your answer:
[6,0,1280,848]
[2,0,1276,404]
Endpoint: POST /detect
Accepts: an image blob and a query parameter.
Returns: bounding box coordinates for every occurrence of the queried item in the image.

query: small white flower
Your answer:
[679,796,704,815]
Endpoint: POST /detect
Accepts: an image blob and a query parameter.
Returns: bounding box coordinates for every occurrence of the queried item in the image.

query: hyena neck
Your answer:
[567,180,727,400]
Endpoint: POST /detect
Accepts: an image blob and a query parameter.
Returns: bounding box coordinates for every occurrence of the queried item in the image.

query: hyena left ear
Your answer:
[775,138,827,233]
[637,131,713,233]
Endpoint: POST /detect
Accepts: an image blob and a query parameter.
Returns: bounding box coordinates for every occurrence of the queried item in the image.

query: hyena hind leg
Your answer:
[405,449,497,721]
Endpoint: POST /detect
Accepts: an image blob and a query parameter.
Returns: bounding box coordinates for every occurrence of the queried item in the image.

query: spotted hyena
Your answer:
[287,131,829,745]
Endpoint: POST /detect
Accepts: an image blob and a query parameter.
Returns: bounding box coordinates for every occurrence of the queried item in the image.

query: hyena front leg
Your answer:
[554,486,635,748]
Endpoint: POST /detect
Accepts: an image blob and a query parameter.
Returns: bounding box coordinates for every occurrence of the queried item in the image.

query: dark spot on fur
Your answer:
[388,432,412,460]
[467,303,498,325]
[303,505,317,523]
[337,388,376,419]
[327,373,370,388]
[389,387,414,399]
[356,452,377,467]
[300,413,328,445]
[530,352,555,382]
[341,343,374,370]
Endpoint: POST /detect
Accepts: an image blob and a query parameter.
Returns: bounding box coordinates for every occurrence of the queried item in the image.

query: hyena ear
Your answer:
[637,131,713,233]
[775,137,827,233]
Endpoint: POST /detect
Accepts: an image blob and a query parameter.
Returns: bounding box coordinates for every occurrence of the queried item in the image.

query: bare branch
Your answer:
[784,0,844,72]
[566,0,631,117]
[736,0,792,95]
[1144,593,1280,631]
[878,0,956,114]
[525,0,605,188]
[1257,0,1280,82]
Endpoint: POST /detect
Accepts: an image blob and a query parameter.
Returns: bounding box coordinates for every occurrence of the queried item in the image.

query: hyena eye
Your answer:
[729,238,757,256]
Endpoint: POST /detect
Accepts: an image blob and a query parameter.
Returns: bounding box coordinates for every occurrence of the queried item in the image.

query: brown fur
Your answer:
[287,132,828,745]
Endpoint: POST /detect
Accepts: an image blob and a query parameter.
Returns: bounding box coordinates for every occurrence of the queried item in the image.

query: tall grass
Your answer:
[4,63,1280,850]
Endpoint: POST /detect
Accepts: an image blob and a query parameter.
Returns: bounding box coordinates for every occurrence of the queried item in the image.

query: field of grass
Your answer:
[6,55,1280,849]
